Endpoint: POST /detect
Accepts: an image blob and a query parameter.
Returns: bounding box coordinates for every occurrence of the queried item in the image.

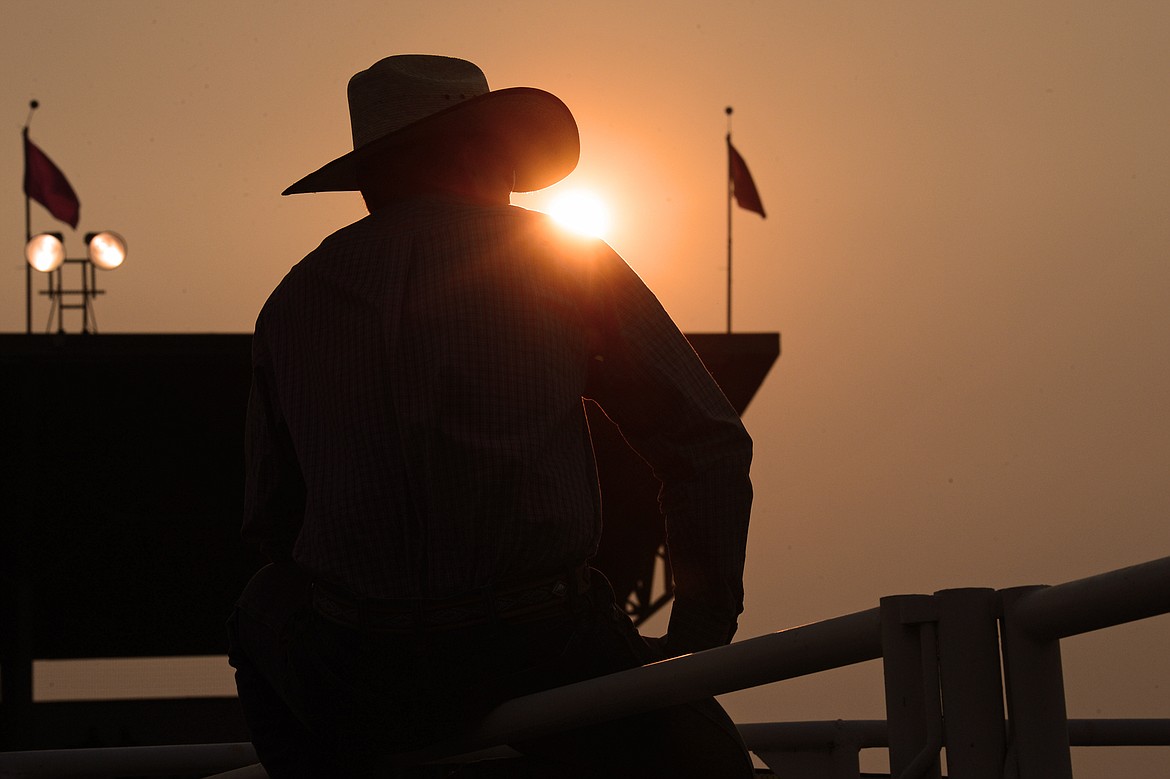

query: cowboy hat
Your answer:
[282,55,579,195]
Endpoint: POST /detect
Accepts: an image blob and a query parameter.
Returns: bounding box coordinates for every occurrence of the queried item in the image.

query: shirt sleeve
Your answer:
[583,245,753,653]
[242,321,306,564]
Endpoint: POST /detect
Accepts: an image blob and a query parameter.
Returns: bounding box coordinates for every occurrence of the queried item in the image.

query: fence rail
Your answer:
[1009,556,1170,641]
[451,607,882,754]
[1,556,1167,778]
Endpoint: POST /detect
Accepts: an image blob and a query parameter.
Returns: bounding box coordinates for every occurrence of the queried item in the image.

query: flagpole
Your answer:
[24,100,38,335]
[725,106,733,334]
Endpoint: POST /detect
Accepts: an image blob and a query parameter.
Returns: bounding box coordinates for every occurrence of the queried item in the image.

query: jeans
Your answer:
[227,564,753,778]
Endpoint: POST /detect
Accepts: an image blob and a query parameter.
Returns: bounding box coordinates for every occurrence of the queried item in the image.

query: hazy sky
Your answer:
[5,2,1168,775]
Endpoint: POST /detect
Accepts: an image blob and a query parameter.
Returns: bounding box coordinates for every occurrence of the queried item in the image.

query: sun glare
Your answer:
[547,190,611,239]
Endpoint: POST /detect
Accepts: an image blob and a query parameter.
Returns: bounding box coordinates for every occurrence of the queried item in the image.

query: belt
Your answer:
[311,565,591,633]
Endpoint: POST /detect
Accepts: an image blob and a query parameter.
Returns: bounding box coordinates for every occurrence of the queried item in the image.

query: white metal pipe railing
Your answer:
[403,606,882,761]
[1066,718,1170,746]
[934,588,1007,778]
[879,594,940,779]
[2,556,1167,779]
[31,719,1166,779]
[0,743,257,779]
[999,555,1170,779]
[0,609,882,778]
[175,719,1170,779]
[1001,585,1074,778]
[739,716,1170,754]
[736,720,888,751]
[1009,555,1170,641]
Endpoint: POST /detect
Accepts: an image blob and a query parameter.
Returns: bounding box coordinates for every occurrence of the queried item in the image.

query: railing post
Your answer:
[881,595,941,779]
[1000,585,1073,779]
[934,587,1007,779]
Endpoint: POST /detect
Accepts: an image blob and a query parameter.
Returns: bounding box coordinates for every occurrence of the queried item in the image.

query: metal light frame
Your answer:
[25,231,126,334]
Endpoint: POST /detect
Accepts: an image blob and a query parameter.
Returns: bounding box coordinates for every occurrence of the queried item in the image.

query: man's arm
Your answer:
[242,328,306,564]
[584,246,753,654]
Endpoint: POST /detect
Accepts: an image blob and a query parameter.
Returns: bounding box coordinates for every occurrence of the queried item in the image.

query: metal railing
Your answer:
[1,556,1167,778]
[998,557,1170,778]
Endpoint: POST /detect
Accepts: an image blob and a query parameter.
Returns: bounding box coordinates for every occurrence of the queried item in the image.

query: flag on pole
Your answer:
[24,128,80,229]
[728,141,765,218]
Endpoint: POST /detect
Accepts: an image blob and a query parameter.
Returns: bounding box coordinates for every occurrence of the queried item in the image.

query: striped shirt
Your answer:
[244,198,752,648]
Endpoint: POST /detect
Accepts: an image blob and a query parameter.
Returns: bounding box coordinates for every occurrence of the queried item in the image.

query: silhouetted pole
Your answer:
[24,101,37,334]
[725,106,734,334]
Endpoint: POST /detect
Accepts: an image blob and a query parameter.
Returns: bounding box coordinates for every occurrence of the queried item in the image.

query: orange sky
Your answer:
[4,2,1169,775]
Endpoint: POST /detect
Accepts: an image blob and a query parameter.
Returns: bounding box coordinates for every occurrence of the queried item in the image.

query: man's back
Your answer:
[246,201,606,599]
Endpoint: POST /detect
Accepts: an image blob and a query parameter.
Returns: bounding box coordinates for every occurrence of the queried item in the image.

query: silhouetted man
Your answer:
[228,54,754,778]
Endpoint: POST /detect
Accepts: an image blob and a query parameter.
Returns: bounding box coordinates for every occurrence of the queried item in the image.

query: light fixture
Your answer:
[25,232,65,273]
[23,230,126,333]
[85,231,127,271]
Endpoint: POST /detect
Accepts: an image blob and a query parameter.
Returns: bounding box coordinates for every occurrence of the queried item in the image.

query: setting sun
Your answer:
[546,190,611,239]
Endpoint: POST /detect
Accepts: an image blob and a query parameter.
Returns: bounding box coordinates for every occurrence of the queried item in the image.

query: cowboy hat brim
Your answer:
[282,86,579,196]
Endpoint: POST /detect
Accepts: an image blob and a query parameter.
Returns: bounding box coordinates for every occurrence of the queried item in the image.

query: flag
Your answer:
[728,141,765,218]
[24,128,80,229]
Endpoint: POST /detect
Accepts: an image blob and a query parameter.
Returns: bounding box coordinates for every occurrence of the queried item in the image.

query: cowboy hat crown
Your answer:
[283,55,579,195]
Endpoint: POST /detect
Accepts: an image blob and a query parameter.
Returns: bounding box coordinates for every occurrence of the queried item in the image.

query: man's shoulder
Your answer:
[311,213,388,255]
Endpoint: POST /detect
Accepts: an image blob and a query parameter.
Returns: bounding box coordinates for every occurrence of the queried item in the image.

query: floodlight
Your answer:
[25,233,66,273]
[85,231,127,270]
